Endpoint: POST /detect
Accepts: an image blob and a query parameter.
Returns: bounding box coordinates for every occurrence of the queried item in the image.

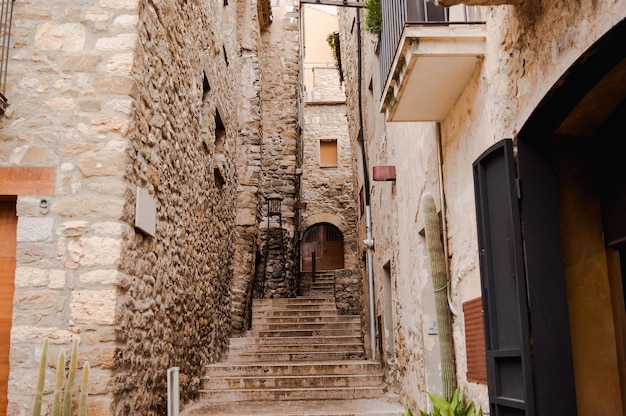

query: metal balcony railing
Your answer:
[379,0,479,94]
[0,0,14,113]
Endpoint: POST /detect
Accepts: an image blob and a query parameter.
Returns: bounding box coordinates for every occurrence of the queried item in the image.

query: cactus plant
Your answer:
[421,192,457,400]
[52,349,66,416]
[32,337,89,416]
[62,339,79,416]
[33,338,49,416]
[78,362,89,416]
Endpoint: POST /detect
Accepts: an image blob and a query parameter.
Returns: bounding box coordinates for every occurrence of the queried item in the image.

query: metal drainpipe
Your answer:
[355,8,377,361]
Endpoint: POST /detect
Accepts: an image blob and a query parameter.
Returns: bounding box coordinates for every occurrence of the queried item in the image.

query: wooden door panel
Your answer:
[0,201,16,416]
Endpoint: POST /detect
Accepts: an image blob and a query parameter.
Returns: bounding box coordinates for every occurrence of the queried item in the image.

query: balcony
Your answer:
[379,1,485,122]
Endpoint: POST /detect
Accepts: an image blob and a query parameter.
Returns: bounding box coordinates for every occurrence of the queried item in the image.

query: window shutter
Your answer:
[463,297,487,384]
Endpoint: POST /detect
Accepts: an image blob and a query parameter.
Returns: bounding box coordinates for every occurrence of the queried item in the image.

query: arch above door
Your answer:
[301,223,345,272]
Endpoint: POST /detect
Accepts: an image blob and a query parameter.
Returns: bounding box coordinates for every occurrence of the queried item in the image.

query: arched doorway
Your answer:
[301,223,344,272]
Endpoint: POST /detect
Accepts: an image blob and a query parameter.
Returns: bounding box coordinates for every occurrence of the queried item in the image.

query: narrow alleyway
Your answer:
[181,272,404,415]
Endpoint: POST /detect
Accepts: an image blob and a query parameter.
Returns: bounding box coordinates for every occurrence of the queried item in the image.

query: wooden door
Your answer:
[0,200,16,415]
[301,224,344,271]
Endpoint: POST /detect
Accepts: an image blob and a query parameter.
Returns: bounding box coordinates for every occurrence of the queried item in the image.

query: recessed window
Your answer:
[320,139,338,167]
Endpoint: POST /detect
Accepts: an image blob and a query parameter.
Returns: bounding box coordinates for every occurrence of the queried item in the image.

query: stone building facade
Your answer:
[0,0,301,415]
[230,0,302,332]
[300,5,361,315]
[339,1,626,415]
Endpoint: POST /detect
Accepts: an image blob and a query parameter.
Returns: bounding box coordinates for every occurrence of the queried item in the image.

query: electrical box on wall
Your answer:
[135,187,156,237]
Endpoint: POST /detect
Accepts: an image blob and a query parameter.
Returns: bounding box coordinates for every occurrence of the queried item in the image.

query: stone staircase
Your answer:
[181,271,404,415]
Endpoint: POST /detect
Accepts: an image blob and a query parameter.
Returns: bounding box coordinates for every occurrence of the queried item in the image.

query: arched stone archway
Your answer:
[301,223,345,271]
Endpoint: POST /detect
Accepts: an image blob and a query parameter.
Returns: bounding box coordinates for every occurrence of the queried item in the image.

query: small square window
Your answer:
[320,139,338,167]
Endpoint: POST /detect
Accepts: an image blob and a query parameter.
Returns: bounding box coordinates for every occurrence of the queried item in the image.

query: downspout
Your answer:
[356,8,377,360]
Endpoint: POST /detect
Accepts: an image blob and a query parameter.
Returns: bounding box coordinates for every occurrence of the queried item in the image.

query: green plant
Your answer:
[326,32,339,68]
[33,338,48,416]
[421,192,457,399]
[32,338,90,416]
[363,0,381,36]
[417,387,483,416]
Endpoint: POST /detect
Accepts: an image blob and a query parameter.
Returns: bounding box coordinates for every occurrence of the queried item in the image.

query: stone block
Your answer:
[16,217,54,243]
[34,23,86,52]
[58,54,101,72]
[48,270,67,289]
[79,270,120,285]
[70,290,117,325]
[14,291,57,310]
[99,0,139,10]
[95,33,138,51]
[107,53,134,74]
[14,267,48,288]
[67,236,121,267]
[93,75,136,94]
[78,149,126,177]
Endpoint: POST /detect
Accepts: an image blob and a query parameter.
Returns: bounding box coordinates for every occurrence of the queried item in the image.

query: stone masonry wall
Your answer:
[115,0,239,414]
[0,0,138,414]
[230,0,264,333]
[301,8,361,314]
[0,0,241,414]
[254,2,302,299]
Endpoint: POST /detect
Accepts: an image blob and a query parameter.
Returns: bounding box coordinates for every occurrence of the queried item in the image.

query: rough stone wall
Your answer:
[339,0,626,413]
[255,2,302,299]
[0,0,138,413]
[115,0,239,414]
[230,0,264,333]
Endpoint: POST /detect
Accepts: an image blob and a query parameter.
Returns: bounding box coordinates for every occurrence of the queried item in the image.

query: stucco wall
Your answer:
[340,0,626,413]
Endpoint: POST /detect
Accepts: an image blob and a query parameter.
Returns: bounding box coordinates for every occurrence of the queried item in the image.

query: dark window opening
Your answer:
[215,109,226,155]
[223,45,229,66]
[203,71,211,95]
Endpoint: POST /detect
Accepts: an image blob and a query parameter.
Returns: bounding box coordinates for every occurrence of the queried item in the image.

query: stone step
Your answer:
[253,308,340,317]
[254,328,362,338]
[203,373,382,390]
[228,342,364,354]
[252,321,361,331]
[180,398,406,416]
[226,350,365,362]
[254,297,334,305]
[253,304,339,312]
[199,385,387,402]
[205,360,383,377]
[252,313,352,325]
[229,335,363,347]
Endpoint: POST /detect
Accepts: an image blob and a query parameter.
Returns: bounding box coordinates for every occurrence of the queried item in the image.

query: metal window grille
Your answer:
[379,1,479,95]
[0,0,14,113]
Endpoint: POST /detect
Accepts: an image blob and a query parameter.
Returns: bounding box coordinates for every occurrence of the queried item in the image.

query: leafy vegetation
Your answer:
[405,387,484,416]
[363,0,381,36]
